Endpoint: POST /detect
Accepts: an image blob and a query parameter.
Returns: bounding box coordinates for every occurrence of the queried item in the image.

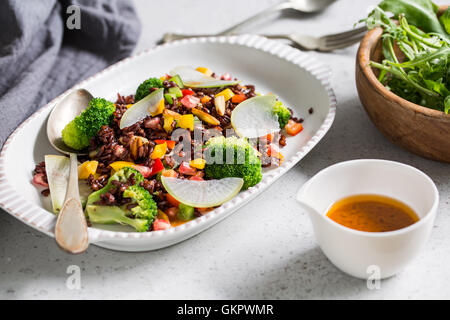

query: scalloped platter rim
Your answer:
[0,35,336,252]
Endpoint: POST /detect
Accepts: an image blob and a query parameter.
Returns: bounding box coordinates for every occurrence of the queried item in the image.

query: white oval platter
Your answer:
[0,35,336,252]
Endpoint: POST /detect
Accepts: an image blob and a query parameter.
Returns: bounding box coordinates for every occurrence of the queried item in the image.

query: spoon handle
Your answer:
[216,2,292,36]
[54,153,89,254]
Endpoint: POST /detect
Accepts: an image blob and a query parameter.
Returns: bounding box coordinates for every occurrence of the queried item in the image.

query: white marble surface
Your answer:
[1,0,450,299]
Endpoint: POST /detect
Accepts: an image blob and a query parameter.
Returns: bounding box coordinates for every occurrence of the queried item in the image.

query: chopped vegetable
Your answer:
[135,77,164,101]
[180,95,200,109]
[177,114,195,131]
[285,119,303,136]
[215,88,235,101]
[190,158,206,169]
[62,98,115,150]
[196,67,213,76]
[161,176,244,208]
[85,167,157,232]
[78,160,98,180]
[120,88,164,129]
[204,136,262,190]
[151,142,167,159]
[231,94,247,104]
[191,108,220,126]
[177,203,195,221]
[214,95,226,116]
[154,139,175,149]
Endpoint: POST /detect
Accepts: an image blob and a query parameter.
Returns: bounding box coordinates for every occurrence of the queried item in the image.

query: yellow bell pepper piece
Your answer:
[177,114,194,131]
[163,109,182,120]
[215,88,234,102]
[126,104,133,109]
[157,209,170,222]
[78,160,98,179]
[163,114,174,133]
[151,142,167,159]
[196,67,213,76]
[109,161,135,173]
[190,158,206,169]
[150,99,165,116]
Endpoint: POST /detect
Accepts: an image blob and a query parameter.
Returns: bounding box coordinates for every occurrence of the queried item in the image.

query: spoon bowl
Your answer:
[47,89,93,155]
[46,88,93,254]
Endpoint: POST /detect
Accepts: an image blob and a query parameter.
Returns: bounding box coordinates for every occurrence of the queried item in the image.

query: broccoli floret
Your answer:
[61,98,115,150]
[204,136,262,190]
[273,101,291,129]
[135,77,164,101]
[85,167,157,232]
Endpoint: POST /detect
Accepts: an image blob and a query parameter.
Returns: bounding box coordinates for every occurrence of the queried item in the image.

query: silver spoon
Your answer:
[163,0,336,42]
[47,89,93,254]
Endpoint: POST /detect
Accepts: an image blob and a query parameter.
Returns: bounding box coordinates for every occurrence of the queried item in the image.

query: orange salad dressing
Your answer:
[326,194,419,232]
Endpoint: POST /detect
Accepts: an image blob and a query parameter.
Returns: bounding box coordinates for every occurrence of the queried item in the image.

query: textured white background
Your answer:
[1,0,450,299]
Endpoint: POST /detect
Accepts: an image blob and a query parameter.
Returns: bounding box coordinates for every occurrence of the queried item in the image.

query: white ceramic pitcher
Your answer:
[297,159,439,279]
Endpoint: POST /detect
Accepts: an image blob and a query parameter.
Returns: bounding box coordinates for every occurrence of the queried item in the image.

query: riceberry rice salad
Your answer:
[32,66,306,232]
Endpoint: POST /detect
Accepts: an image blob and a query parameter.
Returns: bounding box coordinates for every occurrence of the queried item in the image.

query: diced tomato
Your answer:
[197,207,213,213]
[231,94,247,104]
[166,193,181,207]
[182,89,195,96]
[153,219,171,231]
[189,175,204,181]
[32,173,48,188]
[154,139,176,149]
[180,95,200,109]
[179,161,197,175]
[285,119,303,136]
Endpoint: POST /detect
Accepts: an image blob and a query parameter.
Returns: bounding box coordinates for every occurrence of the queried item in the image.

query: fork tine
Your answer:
[321,25,367,42]
[324,33,365,46]
[321,35,364,51]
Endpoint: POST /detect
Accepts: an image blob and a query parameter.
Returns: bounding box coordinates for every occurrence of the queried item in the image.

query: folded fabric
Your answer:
[0,0,141,146]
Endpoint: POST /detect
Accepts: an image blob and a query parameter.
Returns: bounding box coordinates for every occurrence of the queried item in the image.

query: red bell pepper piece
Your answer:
[154,139,176,149]
[149,158,164,176]
[182,89,195,96]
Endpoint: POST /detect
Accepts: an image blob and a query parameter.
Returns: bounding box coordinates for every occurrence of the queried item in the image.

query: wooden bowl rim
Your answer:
[357,8,450,120]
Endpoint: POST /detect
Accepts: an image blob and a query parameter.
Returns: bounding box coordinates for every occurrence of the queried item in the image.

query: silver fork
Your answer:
[162,26,367,51]
[264,25,368,51]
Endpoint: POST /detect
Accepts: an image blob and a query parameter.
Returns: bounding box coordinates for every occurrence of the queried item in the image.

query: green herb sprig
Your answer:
[361,0,450,113]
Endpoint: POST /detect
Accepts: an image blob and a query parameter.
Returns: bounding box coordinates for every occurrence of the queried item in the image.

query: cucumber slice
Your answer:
[170,66,240,88]
[120,88,164,129]
[230,95,280,138]
[161,176,244,208]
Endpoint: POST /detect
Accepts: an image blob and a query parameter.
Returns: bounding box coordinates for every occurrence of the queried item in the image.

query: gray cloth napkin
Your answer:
[0,0,141,147]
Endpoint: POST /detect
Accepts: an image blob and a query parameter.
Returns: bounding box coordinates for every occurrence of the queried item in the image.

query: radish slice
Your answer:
[170,66,240,88]
[230,95,280,138]
[120,88,164,129]
[45,155,91,213]
[161,176,244,208]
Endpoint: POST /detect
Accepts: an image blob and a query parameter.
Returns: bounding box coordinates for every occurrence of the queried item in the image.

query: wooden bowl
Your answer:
[355,9,450,163]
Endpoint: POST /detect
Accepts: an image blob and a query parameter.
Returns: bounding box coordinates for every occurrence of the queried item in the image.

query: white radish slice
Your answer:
[161,176,244,208]
[119,88,164,129]
[170,66,240,88]
[230,95,280,138]
[45,155,91,213]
